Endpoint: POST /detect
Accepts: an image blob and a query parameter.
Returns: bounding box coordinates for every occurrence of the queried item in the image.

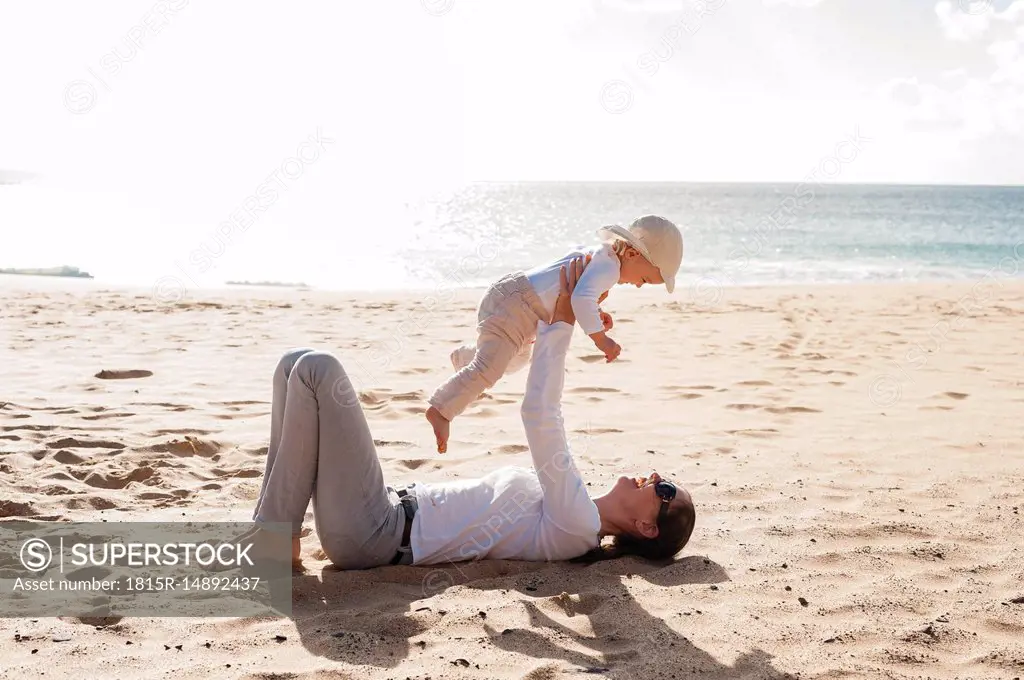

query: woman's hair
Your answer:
[572,496,696,564]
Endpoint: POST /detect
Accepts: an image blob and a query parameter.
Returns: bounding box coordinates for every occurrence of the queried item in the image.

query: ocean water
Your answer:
[3,182,1022,295]
[399,183,1024,294]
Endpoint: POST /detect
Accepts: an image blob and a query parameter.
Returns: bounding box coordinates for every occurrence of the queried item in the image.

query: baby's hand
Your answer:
[593,333,621,363]
[599,309,613,332]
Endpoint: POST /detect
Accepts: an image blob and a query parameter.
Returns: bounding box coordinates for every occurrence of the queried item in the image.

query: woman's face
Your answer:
[607,471,688,537]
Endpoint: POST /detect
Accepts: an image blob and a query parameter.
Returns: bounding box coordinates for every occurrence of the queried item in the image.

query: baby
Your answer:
[426,215,684,453]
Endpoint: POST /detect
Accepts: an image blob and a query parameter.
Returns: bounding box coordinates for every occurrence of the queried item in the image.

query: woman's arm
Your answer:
[520,257,601,535]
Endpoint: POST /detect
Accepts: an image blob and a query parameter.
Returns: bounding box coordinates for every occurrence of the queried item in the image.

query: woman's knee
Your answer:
[277,347,316,379]
[294,350,358,401]
[293,350,343,378]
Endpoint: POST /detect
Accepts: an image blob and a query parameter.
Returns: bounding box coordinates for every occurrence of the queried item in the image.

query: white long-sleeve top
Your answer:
[524,244,620,336]
[409,321,602,565]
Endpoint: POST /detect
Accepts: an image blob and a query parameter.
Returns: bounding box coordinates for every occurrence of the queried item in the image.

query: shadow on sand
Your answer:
[285,554,799,678]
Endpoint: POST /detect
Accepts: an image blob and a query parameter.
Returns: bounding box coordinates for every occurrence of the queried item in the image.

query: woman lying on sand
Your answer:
[247,256,695,570]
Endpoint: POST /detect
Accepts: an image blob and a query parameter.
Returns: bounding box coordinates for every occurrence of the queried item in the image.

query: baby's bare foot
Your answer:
[426,406,450,454]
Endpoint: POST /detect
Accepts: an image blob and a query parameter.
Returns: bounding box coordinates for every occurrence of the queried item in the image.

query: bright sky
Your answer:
[1,0,1022,283]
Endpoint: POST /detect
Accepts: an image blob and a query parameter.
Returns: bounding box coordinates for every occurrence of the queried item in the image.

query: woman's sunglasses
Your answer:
[655,480,677,521]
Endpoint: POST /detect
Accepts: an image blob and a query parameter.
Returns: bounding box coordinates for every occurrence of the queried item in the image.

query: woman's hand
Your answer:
[552,254,591,326]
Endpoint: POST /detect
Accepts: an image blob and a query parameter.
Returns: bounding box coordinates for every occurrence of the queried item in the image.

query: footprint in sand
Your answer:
[66,497,119,511]
[132,402,194,412]
[77,466,158,490]
[464,407,498,418]
[568,387,622,394]
[391,391,426,402]
[0,500,37,517]
[398,459,430,470]
[209,466,261,479]
[579,354,609,364]
[95,369,153,380]
[39,484,75,496]
[137,490,190,504]
[359,391,387,408]
[82,411,133,421]
[373,439,415,449]
[764,406,822,414]
[242,444,269,457]
[42,471,78,483]
[942,392,969,400]
[475,393,517,405]
[151,428,216,437]
[47,437,126,450]
[736,380,773,387]
[145,436,220,457]
[359,389,426,407]
[495,444,529,454]
[726,403,763,411]
[726,428,780,439]
[572,427,623,435]
[52,450,87,464]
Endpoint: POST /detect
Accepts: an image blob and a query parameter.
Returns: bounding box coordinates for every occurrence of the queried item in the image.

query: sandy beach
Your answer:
[1,278,1022,680]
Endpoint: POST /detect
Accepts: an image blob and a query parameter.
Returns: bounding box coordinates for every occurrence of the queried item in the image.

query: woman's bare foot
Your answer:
[426,406,450,454]
[291,535,305,573]
[219,526,305,574]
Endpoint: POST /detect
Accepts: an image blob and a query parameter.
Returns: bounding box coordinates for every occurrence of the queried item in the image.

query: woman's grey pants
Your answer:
[252,348,410,569]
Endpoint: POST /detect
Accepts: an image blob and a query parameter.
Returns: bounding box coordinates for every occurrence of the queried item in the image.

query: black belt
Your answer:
[389,487,415,565]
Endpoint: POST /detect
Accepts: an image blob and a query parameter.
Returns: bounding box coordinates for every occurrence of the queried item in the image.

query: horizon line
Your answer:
[4,174,1024,190]
[461,179,1024,188]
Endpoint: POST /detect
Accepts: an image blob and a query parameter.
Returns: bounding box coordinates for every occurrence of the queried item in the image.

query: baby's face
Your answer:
[618,247,664,288]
